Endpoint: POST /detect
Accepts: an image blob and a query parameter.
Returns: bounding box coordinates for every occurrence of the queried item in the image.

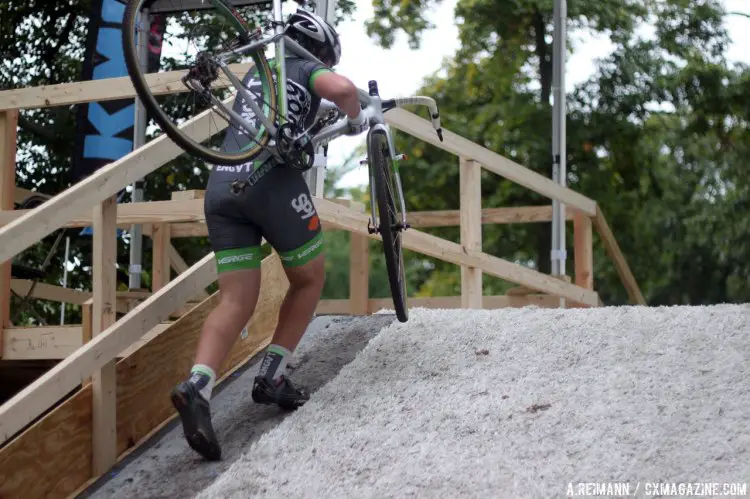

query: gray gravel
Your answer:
[78,314,395,499]
[198,305,750,499]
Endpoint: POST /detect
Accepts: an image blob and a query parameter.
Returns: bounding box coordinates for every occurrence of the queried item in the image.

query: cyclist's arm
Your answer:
[312,72,361,119]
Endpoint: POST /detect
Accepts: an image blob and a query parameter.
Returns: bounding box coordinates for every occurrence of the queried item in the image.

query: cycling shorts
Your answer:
[204,163,323,273]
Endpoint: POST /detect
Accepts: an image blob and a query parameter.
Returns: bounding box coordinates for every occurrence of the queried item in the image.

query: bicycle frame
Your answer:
[194,0,444,228]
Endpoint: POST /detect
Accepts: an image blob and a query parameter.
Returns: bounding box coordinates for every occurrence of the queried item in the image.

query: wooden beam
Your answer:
[0,198,208,229]
[0,254,287,499]
[574,211,594,291]
[163,205,574,239]
[168,244,209,300]
[91,195,117,475]
[407,205,572,227]
[592,206,646,305]
[384,108,597,216]
[0,251,217,445]
[10,280,135,314]
[0,110,17,356]
[170,189,205,201]
[0,63,253,111]
[460,157,482,309]
[0,95,232,267]
[14,187,50,205]
[347,202,369,315]
[151,224,171,292]
[313,197,600,307]
[1,326,83,360]
[169,221,207,238]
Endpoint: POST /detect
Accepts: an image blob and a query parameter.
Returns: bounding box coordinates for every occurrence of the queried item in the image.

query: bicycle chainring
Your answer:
[276,122,314,171]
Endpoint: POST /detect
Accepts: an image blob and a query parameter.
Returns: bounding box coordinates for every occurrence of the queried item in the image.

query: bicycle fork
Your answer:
[364,125,410,235]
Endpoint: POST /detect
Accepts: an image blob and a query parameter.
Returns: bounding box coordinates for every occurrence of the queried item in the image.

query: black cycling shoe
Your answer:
[170,381,222,461]
[252,375,310,410]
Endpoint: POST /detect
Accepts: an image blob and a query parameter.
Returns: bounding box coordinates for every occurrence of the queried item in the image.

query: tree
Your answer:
[359,0,750,305]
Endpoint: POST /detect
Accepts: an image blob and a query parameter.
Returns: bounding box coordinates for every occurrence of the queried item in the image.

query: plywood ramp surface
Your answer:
[0,254,288,499]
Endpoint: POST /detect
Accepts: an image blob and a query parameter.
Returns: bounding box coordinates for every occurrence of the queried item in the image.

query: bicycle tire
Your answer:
[122,0,277,166]
[369,129,408,322]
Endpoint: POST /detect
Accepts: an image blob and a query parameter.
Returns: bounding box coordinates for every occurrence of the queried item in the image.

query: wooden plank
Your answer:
[10,280,130,314]
[460,157,482,309]
[384,108,597,216]
[315,299,351,315]
[169,222,207,238]
[163,206,572,238]
[0,110,17,356]
[168,244,209,300]
[151,224,171,292]
[1,326,83,360]
[313,197,600,307]
[91,195,117,474]
[407,205,573,227]
[0,96,232,267]
[14,186,51,205]
[0,384,94,499]
[574,211,594,291]
[592,206,646,305]
[347,201,369,315]
[365,294,564,311]
[0,251,217,445]
[0,254,287,499]
[0,63,254,111]
[0,198,208,228]
[170,189,205,201]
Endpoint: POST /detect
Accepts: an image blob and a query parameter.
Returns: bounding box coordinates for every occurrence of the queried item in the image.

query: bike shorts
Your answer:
[204,163,324,274]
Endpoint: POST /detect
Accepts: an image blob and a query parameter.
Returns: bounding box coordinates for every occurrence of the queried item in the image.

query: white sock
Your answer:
[188,364,216,400]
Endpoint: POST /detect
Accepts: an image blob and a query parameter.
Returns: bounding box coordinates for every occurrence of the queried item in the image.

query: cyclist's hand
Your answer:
[346,112,368,136]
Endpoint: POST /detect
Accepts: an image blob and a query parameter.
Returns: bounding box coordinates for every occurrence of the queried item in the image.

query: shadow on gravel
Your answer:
[77,314,395,499]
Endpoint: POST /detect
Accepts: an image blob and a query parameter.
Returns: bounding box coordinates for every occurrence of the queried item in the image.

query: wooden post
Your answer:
[0,110,17,356]
[460,157,482,308]
[81,298,93,385]
[91,195,118,474]
[574,211,594,291]
[348,201,369,315]
[151,223,171,291]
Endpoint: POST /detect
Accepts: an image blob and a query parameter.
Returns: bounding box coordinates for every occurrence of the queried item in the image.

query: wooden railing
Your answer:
[0,65,644,497]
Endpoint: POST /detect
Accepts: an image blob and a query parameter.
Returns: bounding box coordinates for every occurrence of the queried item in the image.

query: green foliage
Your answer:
[365,0,750,305]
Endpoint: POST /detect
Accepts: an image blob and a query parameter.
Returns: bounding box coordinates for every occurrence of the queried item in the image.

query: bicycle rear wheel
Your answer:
[368,129,408,322]
[123,0,277,166]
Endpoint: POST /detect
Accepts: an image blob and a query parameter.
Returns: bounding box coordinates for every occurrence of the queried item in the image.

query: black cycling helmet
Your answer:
[286,9,342,67]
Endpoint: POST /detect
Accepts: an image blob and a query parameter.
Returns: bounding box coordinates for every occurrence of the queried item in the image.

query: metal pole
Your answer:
[60,236,70,325]
[304,0,337,197]
[551,0,567,277]
[129,7,149,290]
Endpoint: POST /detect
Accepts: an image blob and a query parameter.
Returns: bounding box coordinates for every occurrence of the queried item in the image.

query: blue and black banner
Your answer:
[72,0,165,182]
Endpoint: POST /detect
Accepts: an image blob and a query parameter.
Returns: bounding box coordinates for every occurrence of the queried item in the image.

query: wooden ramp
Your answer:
[0,254,288,499]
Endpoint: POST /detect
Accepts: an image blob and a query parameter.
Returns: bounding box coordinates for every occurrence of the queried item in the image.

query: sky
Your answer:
[324,0,750,188]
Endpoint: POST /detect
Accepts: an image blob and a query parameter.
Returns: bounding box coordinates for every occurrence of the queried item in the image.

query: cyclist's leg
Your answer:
[248,166,325,408]
[172,184,264,460]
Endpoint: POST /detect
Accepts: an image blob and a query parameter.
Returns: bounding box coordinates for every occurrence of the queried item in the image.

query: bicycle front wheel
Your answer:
[123,0,277,166]
[369,129,408,322]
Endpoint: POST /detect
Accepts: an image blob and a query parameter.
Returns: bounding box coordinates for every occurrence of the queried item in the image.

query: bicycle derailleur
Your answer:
[182,51,220,107]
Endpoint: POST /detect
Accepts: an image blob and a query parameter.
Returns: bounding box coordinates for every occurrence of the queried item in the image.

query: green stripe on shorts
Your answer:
[215,246,262,273]
[278,232,324,267]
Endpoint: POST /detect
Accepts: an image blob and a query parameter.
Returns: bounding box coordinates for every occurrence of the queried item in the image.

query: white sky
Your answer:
[327,0,750,188]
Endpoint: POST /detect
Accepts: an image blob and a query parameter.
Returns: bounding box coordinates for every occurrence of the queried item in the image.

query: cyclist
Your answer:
[169,9,368,461]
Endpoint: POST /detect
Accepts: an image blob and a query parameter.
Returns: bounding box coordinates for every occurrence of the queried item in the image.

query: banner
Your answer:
[72,0,165,182]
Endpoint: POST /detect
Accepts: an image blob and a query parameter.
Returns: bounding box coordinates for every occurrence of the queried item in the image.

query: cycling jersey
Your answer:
[204,56,330,272]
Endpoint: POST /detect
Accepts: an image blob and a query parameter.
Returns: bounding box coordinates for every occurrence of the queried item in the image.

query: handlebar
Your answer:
[309,90,444,149]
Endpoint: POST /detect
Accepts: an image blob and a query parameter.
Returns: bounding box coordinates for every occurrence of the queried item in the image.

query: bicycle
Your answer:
[122,0,444,322]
